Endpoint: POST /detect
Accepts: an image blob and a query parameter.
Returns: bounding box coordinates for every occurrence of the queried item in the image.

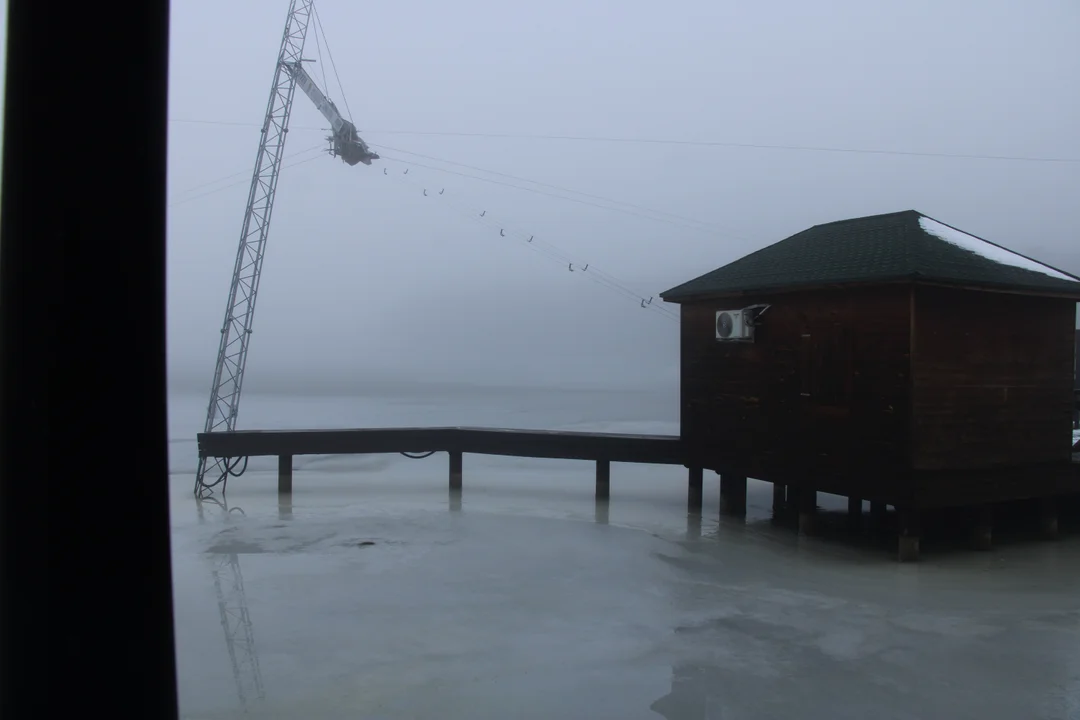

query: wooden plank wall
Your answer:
[679,285,911,500]
[1075,328,1080,389]
[1074,328,1080,429]
[911,286,1076,470]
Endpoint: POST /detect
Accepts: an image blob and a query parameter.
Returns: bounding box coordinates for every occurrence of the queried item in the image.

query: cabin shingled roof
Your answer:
[660,210,1080,302]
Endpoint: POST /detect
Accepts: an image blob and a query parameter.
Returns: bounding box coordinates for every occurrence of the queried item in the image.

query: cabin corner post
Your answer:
[772,483,786,514]
[870,501,888,524]
[720,474,747,517]
[798,487,817,535]
[897,508,920,562]
[595,460,611,500]
[786,484,801,513]
[449,451,463,490]
[971,504,993,550]
[847,495,863,527]
[687,466,704,511]
[278,454,293,496]
[1039,497,1059,540]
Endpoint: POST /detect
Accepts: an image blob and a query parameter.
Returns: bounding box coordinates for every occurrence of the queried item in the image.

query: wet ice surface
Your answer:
[168,391,1080,719]
[171,468,1080,720]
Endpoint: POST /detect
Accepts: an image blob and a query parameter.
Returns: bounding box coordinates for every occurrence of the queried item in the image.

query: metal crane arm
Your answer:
[287,62,378,166]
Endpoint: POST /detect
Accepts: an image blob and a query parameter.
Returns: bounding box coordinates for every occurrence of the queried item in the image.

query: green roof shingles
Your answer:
[661,210,1080,302]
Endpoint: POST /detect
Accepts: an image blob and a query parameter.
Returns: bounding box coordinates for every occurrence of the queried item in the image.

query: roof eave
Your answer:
[663,276,1080,305]
[660,276,921,304]
[912,278,1080,301]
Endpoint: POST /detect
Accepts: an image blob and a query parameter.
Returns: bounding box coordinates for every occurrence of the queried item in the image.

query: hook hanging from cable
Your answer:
[480,210,486,217]
[568,263,574,272]
[423,189,427,196]
[528,235,533,242]
[403,168,408,175]
[383,168,387,175]
[439,189,444,195]
[500,229,505,237]
[582,264,589,271]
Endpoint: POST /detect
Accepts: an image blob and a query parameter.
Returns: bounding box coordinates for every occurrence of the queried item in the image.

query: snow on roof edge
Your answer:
[917,216,1077,282]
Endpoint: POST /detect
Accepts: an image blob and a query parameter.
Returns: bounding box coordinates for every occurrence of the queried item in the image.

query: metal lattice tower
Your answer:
[195,0,314,496]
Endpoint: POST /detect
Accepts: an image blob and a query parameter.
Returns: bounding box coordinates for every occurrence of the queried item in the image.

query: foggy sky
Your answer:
[29,1,1080,391]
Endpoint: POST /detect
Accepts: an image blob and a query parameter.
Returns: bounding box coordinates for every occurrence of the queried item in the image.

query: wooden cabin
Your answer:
[660,210,1080,528]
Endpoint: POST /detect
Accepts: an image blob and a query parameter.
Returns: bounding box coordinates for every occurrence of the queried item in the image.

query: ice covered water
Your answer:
[168,385,1080,720]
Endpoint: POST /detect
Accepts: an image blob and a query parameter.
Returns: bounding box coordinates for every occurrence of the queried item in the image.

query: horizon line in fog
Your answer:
[166,371,681,397]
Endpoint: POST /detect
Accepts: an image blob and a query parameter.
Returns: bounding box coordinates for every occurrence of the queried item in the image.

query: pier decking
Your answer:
[197,426,683,464]
[198,426,689,500]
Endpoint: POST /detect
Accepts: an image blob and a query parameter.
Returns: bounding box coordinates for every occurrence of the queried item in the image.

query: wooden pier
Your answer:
[196,426,763,520]
[198,426,690,502]
[198,425,1080,561]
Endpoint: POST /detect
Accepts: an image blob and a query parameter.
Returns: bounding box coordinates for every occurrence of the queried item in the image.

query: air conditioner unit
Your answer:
[715,308,753,341]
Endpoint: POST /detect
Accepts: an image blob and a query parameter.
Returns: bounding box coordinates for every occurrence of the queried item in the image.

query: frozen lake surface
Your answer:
[168,388,1080,719]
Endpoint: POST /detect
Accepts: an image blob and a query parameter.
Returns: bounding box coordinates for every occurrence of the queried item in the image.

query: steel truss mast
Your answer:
[195,0,377,496]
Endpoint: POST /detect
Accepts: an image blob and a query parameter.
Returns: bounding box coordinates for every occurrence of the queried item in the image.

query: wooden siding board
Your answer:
[911,286,1076,471]
[679,285,911,499]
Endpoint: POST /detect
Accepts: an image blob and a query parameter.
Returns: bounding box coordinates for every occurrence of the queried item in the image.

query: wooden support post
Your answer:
[1040,498,1059,541]
[278,454,293,496]
[449,451,463,490]
[786,485,800,508]
[686,512,702,540]
[848,496,862,527]
[780,485,800,526]
[971,504,993,551]
[870,502,887,524]
[897,508,920,562]
[595,460,611,500]
[798,488,817,536]
[278,500,293,521]
[720,475,747,517]
[772,483,786,513]
[733,476,747,517]
[594,499,609,525]
[687,467,703,512]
